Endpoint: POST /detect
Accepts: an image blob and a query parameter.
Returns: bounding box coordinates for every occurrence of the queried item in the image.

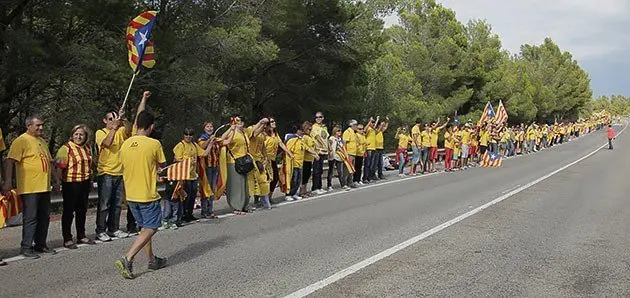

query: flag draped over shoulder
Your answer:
[481,151,503,167]
[0,190,22,228]
[280,137,299,194]
[126,11,157,72]
[477,102,495,126]
[167,158,192,181]
[337,144,355,174]
[214,146,228,200]
[494,100,508,125]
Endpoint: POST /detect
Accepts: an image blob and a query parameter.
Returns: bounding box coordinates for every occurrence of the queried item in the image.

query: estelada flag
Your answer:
[477,102,495,126]
[126,11,157,72]
[280,137,300,194]
[0,190,22,228]
[167,158,192,181]
[481,151,502,167]
[214,146,229,200]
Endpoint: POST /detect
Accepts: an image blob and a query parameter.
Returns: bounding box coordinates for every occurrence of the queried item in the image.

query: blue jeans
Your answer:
[363,151,373,181]
[202,167,218,216]
[421,147,430,172]
[96,174,124,234]
[289,168,302,196]
[375,149,384,178]
[398,152,407,174]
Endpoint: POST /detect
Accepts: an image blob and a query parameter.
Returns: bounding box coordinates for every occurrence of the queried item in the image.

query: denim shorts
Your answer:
[128,200,162,230]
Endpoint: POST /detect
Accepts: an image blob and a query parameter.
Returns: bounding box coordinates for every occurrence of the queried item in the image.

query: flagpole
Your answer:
[120,72,137,112]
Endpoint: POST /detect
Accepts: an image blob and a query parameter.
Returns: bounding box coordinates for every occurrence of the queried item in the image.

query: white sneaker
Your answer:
[97,232,112,242]
[285,196,295,201]
[292,195,303,200]
[358,182,364,185]
[328,187,334,191]
[109,230,129,239]
[316,189,326,195]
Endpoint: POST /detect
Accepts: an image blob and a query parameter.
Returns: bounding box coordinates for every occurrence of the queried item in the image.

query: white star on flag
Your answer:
[138,30,148,46]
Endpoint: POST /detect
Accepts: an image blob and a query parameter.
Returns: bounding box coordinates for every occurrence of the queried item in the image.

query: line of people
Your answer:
[394,117,610,175]
[0,88,611,271]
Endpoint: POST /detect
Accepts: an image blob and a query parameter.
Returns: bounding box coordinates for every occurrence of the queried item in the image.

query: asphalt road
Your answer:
[0,124,626,297]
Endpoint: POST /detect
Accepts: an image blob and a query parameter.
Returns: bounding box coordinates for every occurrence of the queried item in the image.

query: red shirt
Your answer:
[607,128,615,139]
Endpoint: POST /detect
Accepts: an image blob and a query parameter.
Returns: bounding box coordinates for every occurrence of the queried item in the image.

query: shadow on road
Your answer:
[168,235,230,265]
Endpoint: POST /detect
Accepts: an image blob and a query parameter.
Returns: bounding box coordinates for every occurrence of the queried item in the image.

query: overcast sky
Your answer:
[384,0,630,97]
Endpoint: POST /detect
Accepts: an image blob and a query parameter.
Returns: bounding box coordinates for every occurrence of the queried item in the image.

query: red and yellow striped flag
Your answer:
[167,158,192,181]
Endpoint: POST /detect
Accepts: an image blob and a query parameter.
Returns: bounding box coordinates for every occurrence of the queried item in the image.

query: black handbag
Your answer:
[229,131,254,175]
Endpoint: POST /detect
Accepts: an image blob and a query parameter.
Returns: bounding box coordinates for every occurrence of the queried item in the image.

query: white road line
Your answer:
[284,125,627,298]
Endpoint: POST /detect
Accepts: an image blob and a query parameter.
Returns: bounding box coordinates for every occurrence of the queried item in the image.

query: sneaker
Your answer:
[292,195,303,200]
[358,181,364,185]
[398,173,406,177]
[148,256,167,271]
[21,250,40,259]
[285,196,295,201]
[114,257,134,279]
[160,222,170,230]
[328,187,334,191]
[109,230,129,239]
[169,224,178,230]
[97,232,112,242]
[34,246,56,255]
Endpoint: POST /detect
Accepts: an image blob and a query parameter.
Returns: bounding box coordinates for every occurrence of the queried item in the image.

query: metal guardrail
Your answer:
[50,149,446,204]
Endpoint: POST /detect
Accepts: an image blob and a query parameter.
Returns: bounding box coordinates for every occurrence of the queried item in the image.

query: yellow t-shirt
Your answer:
[471,133,479,147]
[461,129,471,145]
[7,133,52,195]
[430,128,440,147]
[527,127,536,141]
[96,127,129,176]
[356,134,367,156]
[303,135,316,162]
[173,141,204,180]
[411,125,422,146]
[227,129,251,164]
[310,123,330,154]
[366,126,377,151]
[397,134,411,149]
[0,128,6,152]
[264,133,282,161]
[287,137,307,168]
[342,128,358,156]
[120,135,166,203]
[375,131,384,149]
[479,130,489,146]
[420,131,431,147]
[247,127,267,162]
[444,131,453,149]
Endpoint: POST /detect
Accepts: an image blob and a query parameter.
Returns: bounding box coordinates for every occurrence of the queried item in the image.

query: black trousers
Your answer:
[311,155,326,191]
[353,156,364,183]
[21,192,51,251]
[269,160,279,195]
[61,181,90,242]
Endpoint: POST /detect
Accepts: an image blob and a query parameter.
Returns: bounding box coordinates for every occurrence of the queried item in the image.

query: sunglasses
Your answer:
[184,133,194,136]
[315,115,324,119]
[270,120,276,123]
[107,117,115,121]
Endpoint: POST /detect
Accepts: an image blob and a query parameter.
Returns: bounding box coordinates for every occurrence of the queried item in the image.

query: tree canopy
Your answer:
[0,0,620,154]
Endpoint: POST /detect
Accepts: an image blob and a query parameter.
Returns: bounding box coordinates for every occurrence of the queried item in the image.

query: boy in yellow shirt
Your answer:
[116,110,167,279]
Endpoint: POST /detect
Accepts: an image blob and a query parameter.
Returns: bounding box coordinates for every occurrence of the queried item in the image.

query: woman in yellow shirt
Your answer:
[443,125,454,171]
[223,115,268,214]
[354,124,368,184]
[395,127,411,177]
[265,117,292,199]
[301,122,316,197]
